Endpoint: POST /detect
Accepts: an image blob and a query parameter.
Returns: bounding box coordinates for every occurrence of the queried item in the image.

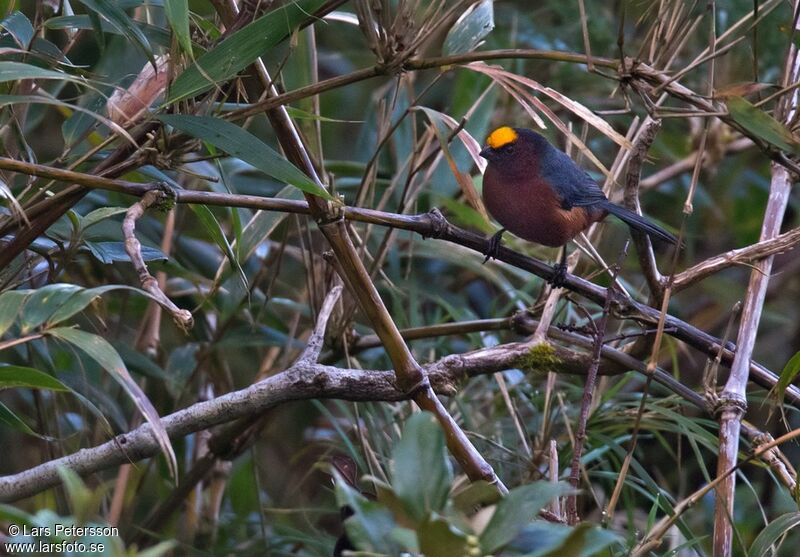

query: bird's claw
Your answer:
[483,228,506,264]
[550,262,568,287]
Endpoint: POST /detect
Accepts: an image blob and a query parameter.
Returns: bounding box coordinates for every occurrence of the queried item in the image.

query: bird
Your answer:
[479,126,677,283]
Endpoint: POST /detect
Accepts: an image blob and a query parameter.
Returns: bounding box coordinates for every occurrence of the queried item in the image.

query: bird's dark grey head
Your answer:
[479,127,551,163]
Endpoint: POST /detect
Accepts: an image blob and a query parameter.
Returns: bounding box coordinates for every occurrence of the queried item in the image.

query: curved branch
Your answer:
[673,227,800,291]
[0,156,797,405]
[0,324,786,503]
[0,341,689,503]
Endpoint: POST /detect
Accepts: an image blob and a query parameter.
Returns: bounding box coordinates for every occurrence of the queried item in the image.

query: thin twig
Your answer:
[122,190,193,331]
[1,159,796,404]
[298,284,343,364]
[623,119,664,297]
[565,244,629,523]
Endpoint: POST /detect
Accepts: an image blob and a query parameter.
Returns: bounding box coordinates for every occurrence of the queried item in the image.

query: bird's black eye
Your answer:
[504,144,515,154]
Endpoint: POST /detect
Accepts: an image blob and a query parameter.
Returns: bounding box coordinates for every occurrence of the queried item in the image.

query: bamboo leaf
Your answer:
[749,512,800,557]
[164,0,192,55]
[44,15,170,47]
[191,203,247,291]
[726,96,800,156]
[0,365,69,391]
[774,350,800,404]
[79,207,128,230]
[443,0,494,56]
[0,400,43,437]
[0,95,136,146]
[168,0,325,102]
[19,284,83,334]
[0,11,34,48]
[157,114,332,199]
[47,285,144,326]
[0,61,86,85]
[47,327,178,479]
[77,0,155,66]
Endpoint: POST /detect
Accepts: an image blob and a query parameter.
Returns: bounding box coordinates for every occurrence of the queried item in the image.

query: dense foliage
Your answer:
[1,1,800,555]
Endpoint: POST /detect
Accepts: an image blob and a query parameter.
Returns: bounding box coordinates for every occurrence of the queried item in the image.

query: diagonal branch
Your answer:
[622,119,665,297]
[298,284,343,364]
[0,156,797,405]
[673,227,800,292]
[0,329,789,504]
[122,190,193,331]
[215,0,505,491]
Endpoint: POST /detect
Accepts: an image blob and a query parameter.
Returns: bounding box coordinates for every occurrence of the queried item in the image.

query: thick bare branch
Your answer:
[220,0,505,490]
[0,328,787,504]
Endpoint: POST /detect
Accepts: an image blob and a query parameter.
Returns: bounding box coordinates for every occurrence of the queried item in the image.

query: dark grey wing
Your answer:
[538,146,608,209]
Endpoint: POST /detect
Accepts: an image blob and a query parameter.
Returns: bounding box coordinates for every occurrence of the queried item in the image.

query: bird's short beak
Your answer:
[479,146,491,159]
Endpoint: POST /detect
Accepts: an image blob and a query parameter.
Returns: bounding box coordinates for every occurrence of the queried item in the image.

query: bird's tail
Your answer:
[600,201,678,245]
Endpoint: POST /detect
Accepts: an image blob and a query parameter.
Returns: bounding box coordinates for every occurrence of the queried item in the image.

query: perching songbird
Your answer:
[479,126,676,281]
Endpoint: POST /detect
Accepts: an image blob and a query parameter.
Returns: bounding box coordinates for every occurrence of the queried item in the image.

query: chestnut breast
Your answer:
[482,162,605,247]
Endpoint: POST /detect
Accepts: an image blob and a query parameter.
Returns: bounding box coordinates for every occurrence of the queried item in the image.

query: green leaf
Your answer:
[237,186,303,261]
[334,472,402,554]
[480,482,573,553]
[168,0,325,102]
[77,0,154,66]
[19,284,82,334]
[0,11,34,48]
[47,285,141,326]
[285,106,363,123]
[47,327,178,479]
[0,95,136,143]
[0,61,87,85]
[86,7,105,53]
[135,541,177,557]
[0,400,42,437]
[44,15,170,48]
[0,290,28,337]
[417,107,487,221]
[84,241,167,264]
[392,412,453,522]
[189,204,245,288]
[452,480,503,513]
[502,522,572,555]
[443,0,494,56]
[749,512,800,557]
[80,207,128,230]
[775,350,800,404]
[0,365,70,391]
[726,96,800,156]
[157,114,332,199]
[1,283,158,330]
[418,516,469,557]
[534,523,621,557]
[56,467,95,521]
[164,0,192,55]
[0,502,36,526]
[434,193,494,234]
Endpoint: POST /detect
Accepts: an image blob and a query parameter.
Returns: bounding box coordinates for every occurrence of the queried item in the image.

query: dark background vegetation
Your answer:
[1,0,800,555]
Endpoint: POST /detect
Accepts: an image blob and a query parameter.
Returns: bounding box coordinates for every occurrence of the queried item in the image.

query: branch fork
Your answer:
[123,189,193,332]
